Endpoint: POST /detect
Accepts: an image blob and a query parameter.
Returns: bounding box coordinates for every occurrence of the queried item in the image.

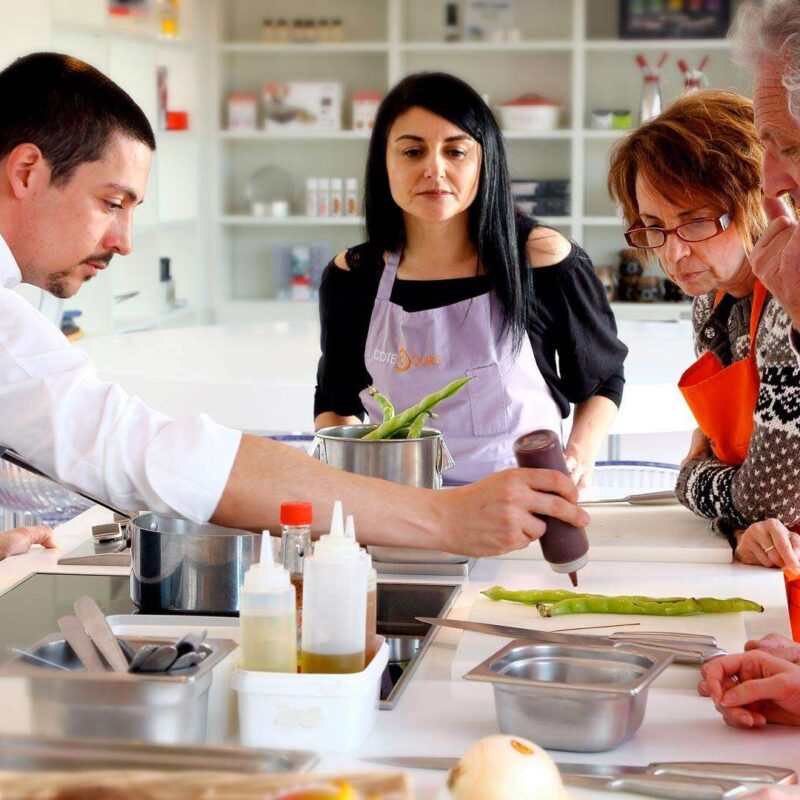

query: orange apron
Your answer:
[679,280,800,640]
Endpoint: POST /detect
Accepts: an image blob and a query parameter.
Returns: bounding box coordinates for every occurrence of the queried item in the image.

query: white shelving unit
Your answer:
[0,0,206,336]
[208,0,749,324]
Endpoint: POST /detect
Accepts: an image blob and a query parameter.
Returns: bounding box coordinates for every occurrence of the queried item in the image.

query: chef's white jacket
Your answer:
[0,234,242,521]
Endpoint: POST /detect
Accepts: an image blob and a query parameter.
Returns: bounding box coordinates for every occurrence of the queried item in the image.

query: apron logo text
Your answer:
[372,347,442,373]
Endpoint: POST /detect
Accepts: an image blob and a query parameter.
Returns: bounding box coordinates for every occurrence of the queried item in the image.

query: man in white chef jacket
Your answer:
[0,52,588,560]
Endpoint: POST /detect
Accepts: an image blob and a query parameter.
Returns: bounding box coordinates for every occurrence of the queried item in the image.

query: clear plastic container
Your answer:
[232,638,388,752]
[300,501,367,674]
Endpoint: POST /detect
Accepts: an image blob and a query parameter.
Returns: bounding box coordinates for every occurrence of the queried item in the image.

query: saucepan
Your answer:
[0,448,260,615]
[310,425,465,564]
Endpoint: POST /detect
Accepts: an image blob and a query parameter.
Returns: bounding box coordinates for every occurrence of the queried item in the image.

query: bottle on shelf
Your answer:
[330,178,344,217]
[635,52,667,124]
[157,0,180,39]
[239,531,297,673]
[317,178,331,218]
[300,501,368,674]
[305,178,319,217]
[280,501,313,647]
[261,19,274,43]
[345,178,359,217]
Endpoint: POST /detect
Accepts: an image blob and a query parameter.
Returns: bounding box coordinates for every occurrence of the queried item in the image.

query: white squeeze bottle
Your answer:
[300,501,367,673]
[345,514,377,647]
[239,531,297,673]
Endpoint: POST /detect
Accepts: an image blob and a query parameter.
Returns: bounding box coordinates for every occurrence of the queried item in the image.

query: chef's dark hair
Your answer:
[0,52,156,186]
[364,71,529,351]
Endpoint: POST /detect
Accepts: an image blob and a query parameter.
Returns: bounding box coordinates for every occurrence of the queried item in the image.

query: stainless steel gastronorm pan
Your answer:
[464,639,673,752]
[0,635,236,745]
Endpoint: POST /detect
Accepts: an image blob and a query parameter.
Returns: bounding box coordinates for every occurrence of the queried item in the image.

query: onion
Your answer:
[437,735,570,800]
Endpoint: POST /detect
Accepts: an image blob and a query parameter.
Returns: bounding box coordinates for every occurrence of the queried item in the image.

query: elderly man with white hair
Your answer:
[736,0,800,356]
[697,6,800,788]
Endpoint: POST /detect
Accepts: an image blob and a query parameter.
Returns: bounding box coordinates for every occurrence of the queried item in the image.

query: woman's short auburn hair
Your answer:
[607,89,767,253]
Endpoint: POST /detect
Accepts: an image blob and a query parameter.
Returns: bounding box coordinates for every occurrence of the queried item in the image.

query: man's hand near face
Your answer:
[751,197,800,333]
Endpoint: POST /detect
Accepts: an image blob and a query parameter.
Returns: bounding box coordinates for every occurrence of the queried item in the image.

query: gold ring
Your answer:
[764,545,776,554]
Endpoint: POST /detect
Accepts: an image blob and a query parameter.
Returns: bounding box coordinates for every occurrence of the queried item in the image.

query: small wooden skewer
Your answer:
[552,621,642,633]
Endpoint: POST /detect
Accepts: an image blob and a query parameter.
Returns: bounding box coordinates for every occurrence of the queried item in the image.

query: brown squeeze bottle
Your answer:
[513,429,589,586]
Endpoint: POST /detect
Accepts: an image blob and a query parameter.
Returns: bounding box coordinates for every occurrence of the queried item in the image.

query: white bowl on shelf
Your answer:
[499,102,561,131]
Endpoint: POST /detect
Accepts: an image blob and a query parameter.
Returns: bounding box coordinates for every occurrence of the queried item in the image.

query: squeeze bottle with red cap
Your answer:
[513,429,589,586]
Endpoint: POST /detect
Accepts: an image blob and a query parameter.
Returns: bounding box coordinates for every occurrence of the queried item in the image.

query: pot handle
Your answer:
[437,438,455,474]
[308,436,323,461]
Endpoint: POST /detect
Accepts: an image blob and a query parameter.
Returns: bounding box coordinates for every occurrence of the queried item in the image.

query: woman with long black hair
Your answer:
[314,72,626,485]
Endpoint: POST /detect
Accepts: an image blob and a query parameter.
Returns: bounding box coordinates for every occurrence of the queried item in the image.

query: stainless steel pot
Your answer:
[311,425,454,489]
[0,447,259,616]
[130,514,260,615]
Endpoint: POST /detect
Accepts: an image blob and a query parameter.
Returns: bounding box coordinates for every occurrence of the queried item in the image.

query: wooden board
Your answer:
[498,504,732,564]
[450,590,750,690]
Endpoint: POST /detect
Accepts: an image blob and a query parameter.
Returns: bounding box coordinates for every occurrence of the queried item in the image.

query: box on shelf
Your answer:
[232,638,389,752]
[511,179,570,198]
[464,0,519,42]
[353,91,382,132]
[274,242,332,301]
[227,92,258,131]
[620,0,730,39]
[516,197,571,217]
[263,81,343,131]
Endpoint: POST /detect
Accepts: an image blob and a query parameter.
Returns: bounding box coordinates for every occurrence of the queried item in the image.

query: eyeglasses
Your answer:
[624,213,732,249]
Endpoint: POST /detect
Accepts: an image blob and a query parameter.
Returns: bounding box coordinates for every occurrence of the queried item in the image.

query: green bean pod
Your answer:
[368,386,395,422]
[536,595,763,617]
[481,586,600,605]
[408,411,430,439]
[361,376,472,440]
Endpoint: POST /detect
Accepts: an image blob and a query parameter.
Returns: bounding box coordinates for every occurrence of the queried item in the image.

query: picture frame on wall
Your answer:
[619,0,730,40]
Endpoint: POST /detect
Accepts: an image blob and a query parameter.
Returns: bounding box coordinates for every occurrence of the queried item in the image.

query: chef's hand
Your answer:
[698,650,800,728]
[440,468,590,558]
[564,453,593,489]
[0,525,56,561]
[745,633,800,665]
[751,197,800,333]
[681,427,711,467]
[734,519,800,572]
[747,790,800,798]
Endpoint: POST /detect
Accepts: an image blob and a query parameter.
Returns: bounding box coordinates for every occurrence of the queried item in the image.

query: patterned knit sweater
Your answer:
[675,290,800,528]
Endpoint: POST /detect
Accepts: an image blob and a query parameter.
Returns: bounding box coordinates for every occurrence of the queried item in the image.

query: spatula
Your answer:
[73,596,129,673]
[58,615,105,673]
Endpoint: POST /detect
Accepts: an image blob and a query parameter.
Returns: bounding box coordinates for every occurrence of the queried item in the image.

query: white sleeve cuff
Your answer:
[144,415,242,522]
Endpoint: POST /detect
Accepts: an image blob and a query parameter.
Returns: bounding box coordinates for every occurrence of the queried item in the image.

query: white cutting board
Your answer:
[498,504,732,563]
[450,592,748,690]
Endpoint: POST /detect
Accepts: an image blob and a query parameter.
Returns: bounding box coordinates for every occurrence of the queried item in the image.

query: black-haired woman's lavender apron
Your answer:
[359,250,561,483]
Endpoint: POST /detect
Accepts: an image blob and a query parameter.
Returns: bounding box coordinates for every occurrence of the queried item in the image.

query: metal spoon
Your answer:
[11,647,70,671]
[116,638,137,664]
[169,651,205,672]
[136,645,178,673]
[175,630,207,657]
[128,643,160,673]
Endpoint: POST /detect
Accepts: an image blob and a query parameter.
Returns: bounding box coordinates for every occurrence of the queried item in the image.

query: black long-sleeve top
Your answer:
[314,218,628,420]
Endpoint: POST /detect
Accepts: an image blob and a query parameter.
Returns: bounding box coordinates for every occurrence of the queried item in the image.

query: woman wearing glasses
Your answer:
[609,89,800,571]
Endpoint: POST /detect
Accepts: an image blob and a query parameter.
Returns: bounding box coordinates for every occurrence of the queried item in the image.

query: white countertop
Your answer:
[0,507,795,799]
[77,319,697,435]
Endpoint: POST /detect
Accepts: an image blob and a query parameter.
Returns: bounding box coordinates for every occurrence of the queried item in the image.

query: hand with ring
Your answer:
[734,518,800,572]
